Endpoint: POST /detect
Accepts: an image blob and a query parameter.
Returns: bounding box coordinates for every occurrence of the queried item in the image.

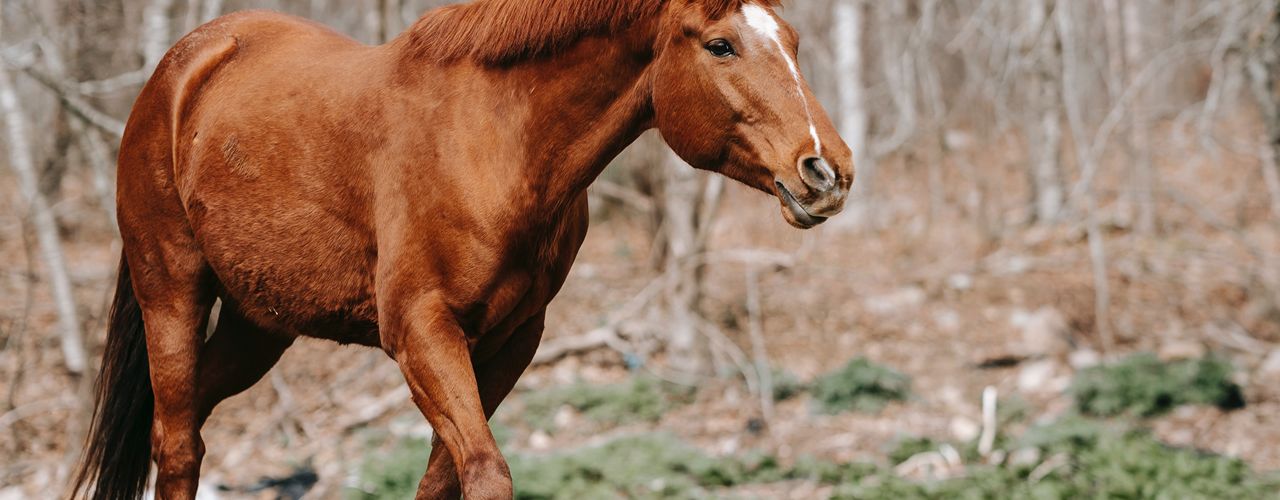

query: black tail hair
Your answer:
[70,256,154,500]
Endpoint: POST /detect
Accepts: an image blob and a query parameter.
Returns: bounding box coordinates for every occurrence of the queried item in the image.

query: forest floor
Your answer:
[3,129,1280,498]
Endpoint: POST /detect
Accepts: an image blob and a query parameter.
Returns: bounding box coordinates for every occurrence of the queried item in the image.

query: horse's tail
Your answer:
[71,256,154,500]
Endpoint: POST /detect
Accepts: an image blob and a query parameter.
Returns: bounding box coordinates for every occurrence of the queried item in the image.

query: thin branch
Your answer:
[12,64,126,138]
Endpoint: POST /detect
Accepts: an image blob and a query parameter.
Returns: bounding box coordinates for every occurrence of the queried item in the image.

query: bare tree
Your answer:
[0,64,87,375]
[656,150,723,377]
[1056,0,1114,353]
[1122,0,1156,234]
[1022,0,1065,224]
[142,0,177,69]
[1248,3,1280,221]
[834,0,872,214]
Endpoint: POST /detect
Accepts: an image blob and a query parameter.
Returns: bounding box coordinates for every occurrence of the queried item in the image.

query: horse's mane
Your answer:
[402,0,781,65]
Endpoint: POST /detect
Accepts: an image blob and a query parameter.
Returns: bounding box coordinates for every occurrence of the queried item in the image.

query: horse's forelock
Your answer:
[702,0,784,20]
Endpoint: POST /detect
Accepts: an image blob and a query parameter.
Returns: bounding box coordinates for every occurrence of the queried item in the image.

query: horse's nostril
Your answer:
[799,156,837,192]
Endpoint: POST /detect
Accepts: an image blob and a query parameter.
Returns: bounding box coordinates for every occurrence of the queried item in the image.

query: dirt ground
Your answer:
[3,124,1280,498]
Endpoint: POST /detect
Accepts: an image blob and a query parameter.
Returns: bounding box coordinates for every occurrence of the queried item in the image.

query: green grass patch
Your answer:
[509,433,796,499]
[770,369,807,402]
[520,376,695,432]
[811,358,911,414]
[833,417,1278,499]
[1071,353,1245,418]
[351,420,1280,500]
[348,437,431,499]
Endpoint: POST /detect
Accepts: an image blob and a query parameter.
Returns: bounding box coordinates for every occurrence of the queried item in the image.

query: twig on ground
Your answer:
[695,319,758,395]
[531,275,665,366]
[1028,452,1070,484]
[590,180,654,214]
[977,386,998,457]
[338,386,411,432]
[0,396,79,432]
[531,327,627,366]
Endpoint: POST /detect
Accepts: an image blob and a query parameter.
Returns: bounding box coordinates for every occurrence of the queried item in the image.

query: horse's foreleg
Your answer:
[388,297,513,500]
[195,304,295,425]
[417,313,547,500]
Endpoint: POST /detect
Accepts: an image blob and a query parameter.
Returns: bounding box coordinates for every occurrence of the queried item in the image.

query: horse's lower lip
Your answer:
[776,182,828,228]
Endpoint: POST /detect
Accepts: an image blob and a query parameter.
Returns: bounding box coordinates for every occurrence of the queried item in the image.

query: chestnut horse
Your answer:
[72,0,852,498]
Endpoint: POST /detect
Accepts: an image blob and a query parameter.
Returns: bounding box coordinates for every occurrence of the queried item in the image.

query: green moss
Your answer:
[347,437,431,499]
[769,369,807,402]
[832,417,1280,500]
[811,358,911,414]
[788,456,880,485]
[521,377,695,432]
[508,434,788,500]
[1071,353,1245,418]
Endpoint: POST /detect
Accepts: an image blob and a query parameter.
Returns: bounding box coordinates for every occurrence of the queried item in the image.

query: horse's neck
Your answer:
[387,17,659,225]
[505,28,659,217]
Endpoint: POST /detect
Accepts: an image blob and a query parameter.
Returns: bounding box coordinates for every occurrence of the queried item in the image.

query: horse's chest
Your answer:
[461,267,555,360]
[465,218,589,358]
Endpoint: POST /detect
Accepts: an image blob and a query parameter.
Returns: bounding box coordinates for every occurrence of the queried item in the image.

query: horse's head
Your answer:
[651,0,853,229]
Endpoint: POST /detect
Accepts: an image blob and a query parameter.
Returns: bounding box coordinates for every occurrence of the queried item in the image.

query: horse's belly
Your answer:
[190,197,380,344]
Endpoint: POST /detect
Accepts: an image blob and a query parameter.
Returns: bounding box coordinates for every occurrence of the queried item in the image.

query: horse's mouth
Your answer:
[776,182,829,229]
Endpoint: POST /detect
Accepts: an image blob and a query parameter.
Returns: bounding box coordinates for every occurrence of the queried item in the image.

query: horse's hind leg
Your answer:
[195,302,295,424]
[127,244,215,499]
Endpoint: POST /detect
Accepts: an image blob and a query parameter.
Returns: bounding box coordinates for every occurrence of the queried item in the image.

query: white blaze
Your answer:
[741,4,822,155]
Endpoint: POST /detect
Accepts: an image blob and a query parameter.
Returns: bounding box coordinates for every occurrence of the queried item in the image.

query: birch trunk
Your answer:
[142,0,176,69]
[834,0,873,208]
[1056,0,1115,353]
[1248,5,1280,221]
[1123,0,1156,234]
[1026,0,1065,224]
[0,66,87,375]
[201,0,224,24]
[73,121,118,227]
[659,150,723,377]
[379,0,404,44]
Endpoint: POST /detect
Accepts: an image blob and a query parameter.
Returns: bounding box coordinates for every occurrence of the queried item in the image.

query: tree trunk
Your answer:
[1056,0,1115,353]
[73,121,119,227]
[1248,5,1280,221]
[1123,0,1156,234]
[1030,77,1064,223]
[834,0,873,211]
[1025,0,1065,224]
[203,0,224,23]
[142,0,176,69]
[0,66,87,375]
[658,150,722,377]
[378,0,404,43]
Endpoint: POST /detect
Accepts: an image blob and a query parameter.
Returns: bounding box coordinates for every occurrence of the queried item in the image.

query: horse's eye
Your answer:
[705,39,736,58]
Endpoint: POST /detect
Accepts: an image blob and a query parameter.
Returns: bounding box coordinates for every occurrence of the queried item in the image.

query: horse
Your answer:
[71,0,853,498]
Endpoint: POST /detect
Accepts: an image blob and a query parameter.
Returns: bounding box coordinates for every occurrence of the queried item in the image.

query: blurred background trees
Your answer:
[2,0,1280,496]
[3,0,1278,376]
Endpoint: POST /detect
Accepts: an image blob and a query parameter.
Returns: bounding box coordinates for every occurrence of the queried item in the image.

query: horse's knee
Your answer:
[418,452,509,500]
[459,451,512,500]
